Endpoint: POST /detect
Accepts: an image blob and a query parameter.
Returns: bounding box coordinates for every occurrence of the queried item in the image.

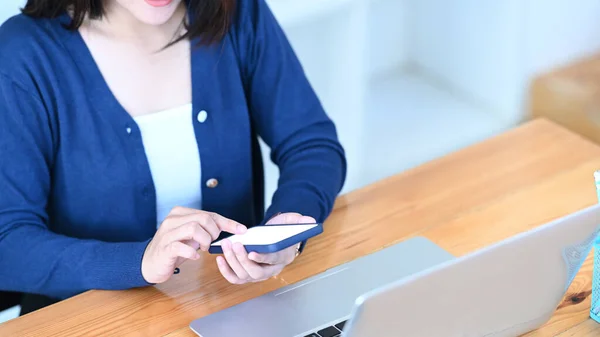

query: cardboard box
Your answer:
[531,54,600,144]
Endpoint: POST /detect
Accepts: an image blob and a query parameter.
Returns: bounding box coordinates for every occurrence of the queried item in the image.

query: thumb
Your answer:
[266,212,304,225]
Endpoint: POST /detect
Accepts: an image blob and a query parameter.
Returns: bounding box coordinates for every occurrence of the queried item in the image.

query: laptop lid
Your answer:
[190,236,454,337]
[344,204,600,337]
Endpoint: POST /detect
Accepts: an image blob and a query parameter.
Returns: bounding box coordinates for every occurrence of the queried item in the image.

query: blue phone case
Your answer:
[208,223,323,254]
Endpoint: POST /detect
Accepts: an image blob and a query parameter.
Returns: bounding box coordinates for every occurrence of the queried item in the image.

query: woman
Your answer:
[0,0,346,314]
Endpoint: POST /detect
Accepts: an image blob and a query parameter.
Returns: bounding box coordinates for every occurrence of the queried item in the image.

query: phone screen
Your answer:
[211,224,319,247]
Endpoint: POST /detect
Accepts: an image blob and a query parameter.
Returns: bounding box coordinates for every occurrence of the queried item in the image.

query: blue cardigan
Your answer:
[0,0,346,299]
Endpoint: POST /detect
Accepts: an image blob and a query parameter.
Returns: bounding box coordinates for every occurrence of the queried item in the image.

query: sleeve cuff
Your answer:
[85,239,154,290]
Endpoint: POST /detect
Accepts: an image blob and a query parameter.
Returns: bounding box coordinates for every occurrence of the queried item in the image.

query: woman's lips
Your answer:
[144,0,173,8]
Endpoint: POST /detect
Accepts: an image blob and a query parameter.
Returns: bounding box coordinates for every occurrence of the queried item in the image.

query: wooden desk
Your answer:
[2,118,600,336]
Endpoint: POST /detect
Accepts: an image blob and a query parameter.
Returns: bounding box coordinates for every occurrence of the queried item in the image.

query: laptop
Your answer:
[190,204,600,337]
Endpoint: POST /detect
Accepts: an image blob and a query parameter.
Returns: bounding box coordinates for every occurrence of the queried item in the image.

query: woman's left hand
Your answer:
[216,213,316,284]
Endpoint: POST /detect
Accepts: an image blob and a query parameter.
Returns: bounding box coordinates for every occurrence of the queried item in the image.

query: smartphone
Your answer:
[209,223,323,254]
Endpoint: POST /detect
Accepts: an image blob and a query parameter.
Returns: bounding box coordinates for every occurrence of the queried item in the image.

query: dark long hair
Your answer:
[22,0,236,45]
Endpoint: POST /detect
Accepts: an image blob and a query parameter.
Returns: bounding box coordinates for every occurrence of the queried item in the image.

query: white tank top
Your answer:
[134,103,202,227]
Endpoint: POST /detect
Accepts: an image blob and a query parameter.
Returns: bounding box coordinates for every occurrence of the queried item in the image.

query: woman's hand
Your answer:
[141,206,247,284]
[216,212,316,284]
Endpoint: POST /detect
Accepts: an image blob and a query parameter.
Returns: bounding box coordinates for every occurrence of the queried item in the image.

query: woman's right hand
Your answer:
[141,206,247,284]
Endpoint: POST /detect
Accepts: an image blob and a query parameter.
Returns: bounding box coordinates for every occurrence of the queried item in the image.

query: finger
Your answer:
[249,251,286,265]
[249,244,297,265]
[178,213,246,239]
[159,207,202,232]
[169,206,201,216]
[165,222,212,251]
[233,242,265,280]
[266,213,316,225]
[222,240,250,280]
[257,263,284,280]
[266,212,302,225]
[266,264,285,278]
[209,212,247,235]
[216,256,242,284]
[167,241,200,261]
[162,209,246,237]
[232,249,283,281]
[172,213,219,240]
[297,215,317,224]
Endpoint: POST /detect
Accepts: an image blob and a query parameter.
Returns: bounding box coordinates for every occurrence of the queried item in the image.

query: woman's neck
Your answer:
[82,1,187,51]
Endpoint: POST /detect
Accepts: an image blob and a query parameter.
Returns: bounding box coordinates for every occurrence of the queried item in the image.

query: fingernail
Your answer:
[237,224,247,233]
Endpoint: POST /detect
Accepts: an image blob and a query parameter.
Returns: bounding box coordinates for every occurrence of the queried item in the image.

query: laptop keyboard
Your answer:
[304,320,347,337]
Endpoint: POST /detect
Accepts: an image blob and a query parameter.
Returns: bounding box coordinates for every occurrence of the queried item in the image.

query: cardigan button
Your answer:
[197,110,208,123]
[206,178,219,188]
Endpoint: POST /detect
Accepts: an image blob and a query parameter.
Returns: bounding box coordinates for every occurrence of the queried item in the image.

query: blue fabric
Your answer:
[0,0,346,299]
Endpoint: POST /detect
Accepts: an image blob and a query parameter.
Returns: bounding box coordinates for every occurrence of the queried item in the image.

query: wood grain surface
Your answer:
[2,118,600,336]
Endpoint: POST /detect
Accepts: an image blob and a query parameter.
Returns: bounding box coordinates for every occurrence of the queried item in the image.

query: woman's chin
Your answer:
[134,8,180,26]
[124,0,182,26]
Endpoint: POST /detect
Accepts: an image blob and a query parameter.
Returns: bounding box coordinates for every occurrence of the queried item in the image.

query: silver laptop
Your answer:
[190,204,600,337]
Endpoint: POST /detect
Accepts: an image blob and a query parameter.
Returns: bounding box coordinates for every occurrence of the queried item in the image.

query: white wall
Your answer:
[409,0,600,125]
[410,0,526,125]
[368,0,409,75]
[0,0,23,24]
[524,0,600,76]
